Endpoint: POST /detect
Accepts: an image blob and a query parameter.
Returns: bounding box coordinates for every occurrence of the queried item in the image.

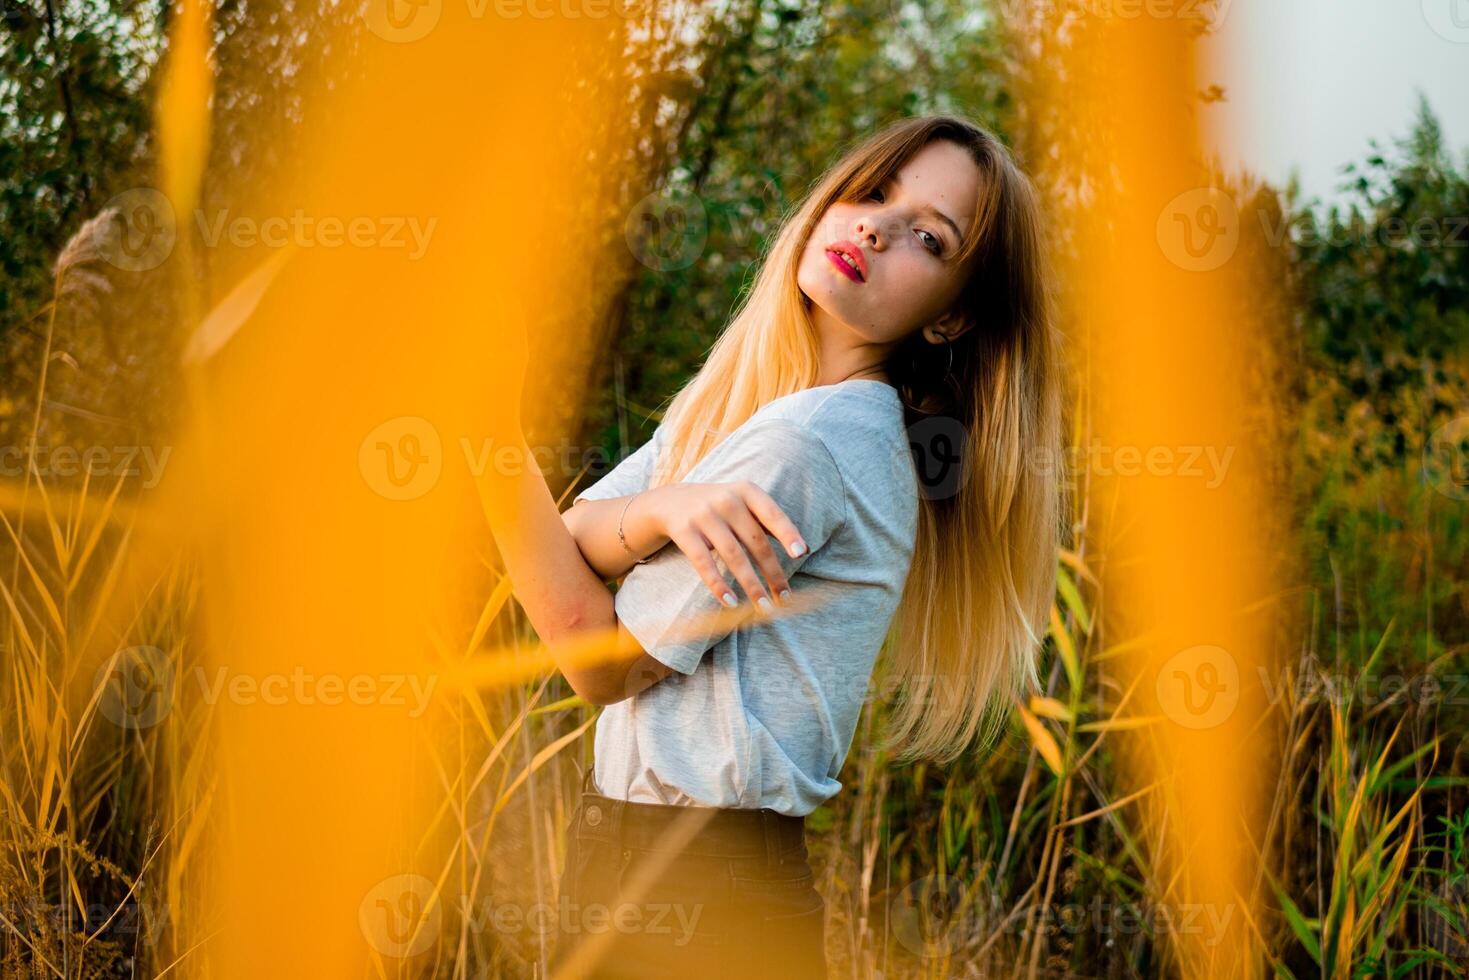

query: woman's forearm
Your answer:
[562,490,671,580]
[477,435,643,703]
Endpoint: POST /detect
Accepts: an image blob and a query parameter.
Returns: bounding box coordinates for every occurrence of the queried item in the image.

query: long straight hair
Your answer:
[642,115,1065,764]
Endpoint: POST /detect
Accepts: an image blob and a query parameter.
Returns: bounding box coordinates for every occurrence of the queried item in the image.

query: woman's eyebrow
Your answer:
[891,171,965,246]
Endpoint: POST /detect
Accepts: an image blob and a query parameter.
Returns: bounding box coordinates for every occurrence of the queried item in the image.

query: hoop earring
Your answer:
[944,341,954,379]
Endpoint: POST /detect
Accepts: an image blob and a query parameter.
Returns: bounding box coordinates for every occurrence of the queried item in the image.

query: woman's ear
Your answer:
[920,310,972,346]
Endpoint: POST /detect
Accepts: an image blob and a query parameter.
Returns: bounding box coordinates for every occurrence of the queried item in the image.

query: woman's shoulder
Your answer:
[752,382,915,494]
[754,381,907,448]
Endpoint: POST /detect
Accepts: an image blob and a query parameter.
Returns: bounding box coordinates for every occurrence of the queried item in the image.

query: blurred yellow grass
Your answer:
[95,3,658,976]
[1038,10,1274,977]
[3,4,1455,978]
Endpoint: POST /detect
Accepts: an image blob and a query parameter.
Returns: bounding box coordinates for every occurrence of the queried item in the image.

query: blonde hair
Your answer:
[643,115,1066,765]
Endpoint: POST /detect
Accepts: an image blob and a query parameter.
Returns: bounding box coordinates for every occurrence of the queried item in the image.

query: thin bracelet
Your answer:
[618,493,651,565]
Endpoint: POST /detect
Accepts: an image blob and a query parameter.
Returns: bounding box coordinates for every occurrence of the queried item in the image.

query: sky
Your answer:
[1199,0,1469,207]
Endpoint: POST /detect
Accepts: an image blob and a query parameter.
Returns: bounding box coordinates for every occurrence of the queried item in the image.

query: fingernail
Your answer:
[788,540,807,557]
[779,589,792,604]
[756,596,773,613]
[722,592,738,607]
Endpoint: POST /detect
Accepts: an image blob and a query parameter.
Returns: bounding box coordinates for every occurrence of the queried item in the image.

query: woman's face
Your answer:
[797,139,981,347]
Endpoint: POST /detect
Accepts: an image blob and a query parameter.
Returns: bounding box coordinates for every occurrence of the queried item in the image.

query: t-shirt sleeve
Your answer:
[573,424,664,505]
[611,418,848,675]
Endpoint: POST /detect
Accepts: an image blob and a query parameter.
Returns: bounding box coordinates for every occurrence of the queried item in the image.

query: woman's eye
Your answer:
[866,187,886,203]
[917,230,942,256]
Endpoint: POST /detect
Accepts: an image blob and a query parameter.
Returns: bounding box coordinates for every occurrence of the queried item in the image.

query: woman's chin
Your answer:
[797,284,851,328]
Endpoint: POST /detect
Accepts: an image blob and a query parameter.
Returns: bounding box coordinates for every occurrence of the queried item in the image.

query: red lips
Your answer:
[825,241,867,282]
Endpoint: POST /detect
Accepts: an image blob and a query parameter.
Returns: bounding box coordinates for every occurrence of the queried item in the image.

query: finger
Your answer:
[699,519,772,609]
[668,527,739,608]
[738,484,809,559]
[724,506,791,603]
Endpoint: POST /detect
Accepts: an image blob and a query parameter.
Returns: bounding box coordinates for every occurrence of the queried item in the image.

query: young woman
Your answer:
[482,114,1064,978]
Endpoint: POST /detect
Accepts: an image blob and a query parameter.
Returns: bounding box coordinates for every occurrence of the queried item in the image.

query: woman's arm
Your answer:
[561,493,669,580]
[473,321,677,706]
[565,482,806,608]
[479,435,663,706]
[481,435,808,705]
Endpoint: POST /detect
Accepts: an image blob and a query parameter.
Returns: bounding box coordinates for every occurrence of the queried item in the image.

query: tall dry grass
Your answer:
[3,216,1467,980]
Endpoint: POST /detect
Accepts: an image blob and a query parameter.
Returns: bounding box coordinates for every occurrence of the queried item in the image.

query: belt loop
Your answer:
[607,791,625,851]
[578,762,619,847]
[762,809,779,865]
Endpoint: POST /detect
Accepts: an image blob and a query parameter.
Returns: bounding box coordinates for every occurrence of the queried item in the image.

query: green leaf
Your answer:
[1271,880,1322,964]
[1055,565,1091,634]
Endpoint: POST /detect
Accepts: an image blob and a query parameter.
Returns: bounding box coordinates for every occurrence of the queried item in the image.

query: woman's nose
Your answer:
[853,214,882,249]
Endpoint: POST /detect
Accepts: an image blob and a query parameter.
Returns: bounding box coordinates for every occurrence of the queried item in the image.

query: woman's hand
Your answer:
[635,482,809,609]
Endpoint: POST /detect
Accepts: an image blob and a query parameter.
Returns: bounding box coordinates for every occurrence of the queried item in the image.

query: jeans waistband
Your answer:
[574,763,806,862]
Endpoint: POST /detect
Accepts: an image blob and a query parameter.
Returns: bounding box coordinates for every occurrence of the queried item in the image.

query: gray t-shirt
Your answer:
[573,379,918,816]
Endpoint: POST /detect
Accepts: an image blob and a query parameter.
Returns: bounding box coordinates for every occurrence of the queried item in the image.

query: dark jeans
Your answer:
[547,766,827,980]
